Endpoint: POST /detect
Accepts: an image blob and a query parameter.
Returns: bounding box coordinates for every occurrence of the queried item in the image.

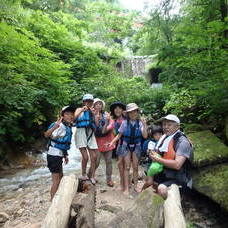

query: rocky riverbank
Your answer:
[1,158,228,228]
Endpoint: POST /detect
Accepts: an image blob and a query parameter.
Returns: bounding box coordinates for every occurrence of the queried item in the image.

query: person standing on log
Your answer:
[91,98,116,187]
[110,103,148,195]
[150,114,193,199]
[74,94,98,185]
[44,106,74,201]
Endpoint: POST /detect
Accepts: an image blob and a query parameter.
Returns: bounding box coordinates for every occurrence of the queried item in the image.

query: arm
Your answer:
[74,107,87,119]
[109,132,123,147]
[44,117,62,138]
[140,117,148,139]
[102,113,113,134]
[150,153,186,170]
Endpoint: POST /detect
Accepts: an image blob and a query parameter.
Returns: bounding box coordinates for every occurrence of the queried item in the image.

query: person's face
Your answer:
[83,99,93,108]
[162,120,179,135]
[62,111,74,123]
[94,101,103,112]
[153,132,163,141]
[128,109,139,120]
[114,106,123,117]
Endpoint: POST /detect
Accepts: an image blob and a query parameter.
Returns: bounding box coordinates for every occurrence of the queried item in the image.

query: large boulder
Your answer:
[108,188,164,228]
[188,130,228,167]
[193,164,228,211]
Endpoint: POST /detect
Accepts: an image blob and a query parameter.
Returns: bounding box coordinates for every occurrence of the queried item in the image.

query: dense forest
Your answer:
[0,0,227,159]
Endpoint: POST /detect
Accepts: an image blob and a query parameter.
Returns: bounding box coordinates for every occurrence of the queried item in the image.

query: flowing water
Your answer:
[0,129,81,195]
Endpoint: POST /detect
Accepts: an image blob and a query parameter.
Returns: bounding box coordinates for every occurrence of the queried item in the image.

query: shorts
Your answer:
[75,128,98,149]
[154,173,190,194]
[47,154,63,173]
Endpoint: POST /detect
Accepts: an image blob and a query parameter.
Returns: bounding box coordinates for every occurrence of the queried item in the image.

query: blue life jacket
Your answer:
[94,113,109,137]
[121,119,142,152]
[75,110,95,129]
[114,120,121,135]
[51,124,72,151]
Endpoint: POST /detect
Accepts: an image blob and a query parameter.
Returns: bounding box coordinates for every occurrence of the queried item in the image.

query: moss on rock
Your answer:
[108,188,164,228]
[183,123,206,133]
[193,164,228,211]
[188,130,228,167]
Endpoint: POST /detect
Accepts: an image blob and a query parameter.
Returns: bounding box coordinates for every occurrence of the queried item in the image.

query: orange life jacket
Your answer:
[162,138,176,160]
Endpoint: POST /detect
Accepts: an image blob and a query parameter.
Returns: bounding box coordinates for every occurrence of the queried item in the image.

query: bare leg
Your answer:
[132,152,140,192]
[117,156,124,191]
[103,150,113,185]
[88,149,97,179]
[157,184,168,199]
[141,176,153,191]
[88,150,100,178]
[50,173,63,201]
[123,152,131,195]
[79,147,89,177]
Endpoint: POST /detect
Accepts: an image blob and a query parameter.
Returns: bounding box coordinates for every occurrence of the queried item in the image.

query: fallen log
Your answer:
[41,174,78,228]
[164,184,186,228]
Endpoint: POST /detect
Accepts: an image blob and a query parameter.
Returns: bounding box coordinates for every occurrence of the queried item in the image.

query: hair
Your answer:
[148,124,163,138]
[111,105,125,119]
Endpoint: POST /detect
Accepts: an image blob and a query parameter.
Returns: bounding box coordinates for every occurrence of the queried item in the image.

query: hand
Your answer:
[150,151,160,161]
[140,116,147,125]
[82,106,88,112]
[64,156,69,164]
[108,141,115,148]
[55,116,63,127]
[105,112,111,121]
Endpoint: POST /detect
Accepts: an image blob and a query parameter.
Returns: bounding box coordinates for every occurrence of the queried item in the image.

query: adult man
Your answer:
[150,114,193,199]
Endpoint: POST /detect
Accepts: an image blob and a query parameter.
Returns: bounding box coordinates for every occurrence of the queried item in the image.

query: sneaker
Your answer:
[79,175,89,181]
[90,178,96,185]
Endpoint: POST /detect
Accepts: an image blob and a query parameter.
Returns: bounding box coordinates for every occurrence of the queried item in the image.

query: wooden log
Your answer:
[164,184,186,228]
[69,180,96,228]
[41,174,78,228]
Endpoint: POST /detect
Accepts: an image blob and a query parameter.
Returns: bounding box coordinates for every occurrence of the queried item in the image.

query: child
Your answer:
[92,98,116,187]
[108,101,126,190]
[141,125,164,191]
[110,103,147,195]
[74,94,98,184]
[44,106,74,201]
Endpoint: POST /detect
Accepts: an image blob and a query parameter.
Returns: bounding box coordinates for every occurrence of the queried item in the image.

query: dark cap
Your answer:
[110,101,126,113]
[61,106,75,115]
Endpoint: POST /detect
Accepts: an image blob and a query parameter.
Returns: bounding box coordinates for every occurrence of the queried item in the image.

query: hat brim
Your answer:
[126,107,139,113]
[156,117,179,124]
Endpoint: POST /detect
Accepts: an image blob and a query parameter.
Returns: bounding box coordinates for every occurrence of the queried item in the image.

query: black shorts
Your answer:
[154,173,182,187]
[47,154,63,173]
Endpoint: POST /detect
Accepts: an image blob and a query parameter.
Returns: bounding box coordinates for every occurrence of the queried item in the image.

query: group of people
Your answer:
[44,94,193,201]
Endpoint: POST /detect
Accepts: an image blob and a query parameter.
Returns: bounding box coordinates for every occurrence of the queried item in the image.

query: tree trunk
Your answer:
[164,184,186,228]
[41,174,78,228]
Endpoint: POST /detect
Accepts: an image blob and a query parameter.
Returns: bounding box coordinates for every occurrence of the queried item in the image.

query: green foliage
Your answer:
[131,0,228,126]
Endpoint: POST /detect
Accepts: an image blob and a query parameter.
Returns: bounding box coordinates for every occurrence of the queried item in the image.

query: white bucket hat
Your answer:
[126,103,139,112]
[82,94,94,101]
[158,114,180,124]
[93,98,105,110]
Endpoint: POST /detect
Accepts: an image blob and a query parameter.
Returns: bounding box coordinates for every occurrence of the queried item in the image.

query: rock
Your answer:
[108,188,164,228]
[193,164,228,211]
[16,208,25,215]
[101,200,108,204]
[188,130,228,167]
[99,205,122,214]
[100,189,107,193]
[0,212,9,223]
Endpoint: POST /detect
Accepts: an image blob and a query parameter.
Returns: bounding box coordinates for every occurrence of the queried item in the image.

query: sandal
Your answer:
[79,175,89,181]
[107,181,114,187]
[90,178,96,185]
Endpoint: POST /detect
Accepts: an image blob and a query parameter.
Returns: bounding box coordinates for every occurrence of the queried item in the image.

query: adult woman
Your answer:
[93,98,116,187]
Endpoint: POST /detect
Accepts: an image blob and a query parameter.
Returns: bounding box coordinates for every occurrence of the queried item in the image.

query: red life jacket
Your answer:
[162,138,176,160]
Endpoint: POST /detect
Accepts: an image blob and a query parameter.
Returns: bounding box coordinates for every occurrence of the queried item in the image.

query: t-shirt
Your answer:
[175,136,193,161]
